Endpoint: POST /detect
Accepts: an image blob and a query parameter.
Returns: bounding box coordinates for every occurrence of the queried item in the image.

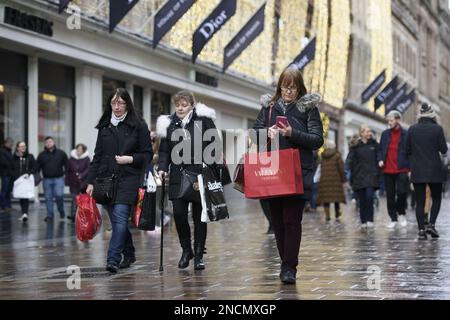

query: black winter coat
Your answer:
[345,139,381,191]
[37,148,68,178]
[253,93,324,200]
[87,116,152,205]
[12,153,37,180]
[157,104,220,200]
[406,118,448,183]
[0,146,13,176]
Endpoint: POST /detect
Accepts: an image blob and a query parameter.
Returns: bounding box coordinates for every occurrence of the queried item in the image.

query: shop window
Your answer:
[133,85,143,117]
[0,84,26,144]
[151,90,171,131]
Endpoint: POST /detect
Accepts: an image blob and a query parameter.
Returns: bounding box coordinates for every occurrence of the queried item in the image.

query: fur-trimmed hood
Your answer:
[260,93,322,113]
[156,103,216,138]
[70,149,90,160]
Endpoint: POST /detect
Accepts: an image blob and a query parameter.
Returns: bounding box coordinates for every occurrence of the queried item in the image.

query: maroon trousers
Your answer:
[268,197,305,272]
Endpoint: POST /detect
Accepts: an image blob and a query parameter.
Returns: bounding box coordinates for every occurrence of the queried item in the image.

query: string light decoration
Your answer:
[303,0,328,95]
[323,0,351,108]
[163,0,274,83]
[367,0,393,116]
[275,0,308,77]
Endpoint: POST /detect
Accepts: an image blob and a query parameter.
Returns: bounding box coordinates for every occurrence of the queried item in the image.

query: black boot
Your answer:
[178,241,194,269]
[426,224,440,238]
[194,244,205,270]
[280,268,296,285]
[418,229,428,240]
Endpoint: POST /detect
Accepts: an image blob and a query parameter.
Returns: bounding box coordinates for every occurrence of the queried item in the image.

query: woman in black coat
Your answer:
[253,67,324,284]
[345,125,380,229]
[406,103,448,239]
[157,90,220,271]
[87,88,152,273]
[12,141,37,222]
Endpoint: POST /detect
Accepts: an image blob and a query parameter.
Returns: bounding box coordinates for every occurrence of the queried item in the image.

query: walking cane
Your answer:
[159,176,166,272]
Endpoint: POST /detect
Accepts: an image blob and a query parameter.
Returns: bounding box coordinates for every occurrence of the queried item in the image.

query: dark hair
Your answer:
[75,143,87,153]
[15,141,26,152]
[272,67,308,103]
[96,88,141,128]
[173,90,196,107]
[4,137,13,144]
[44,136,54,141]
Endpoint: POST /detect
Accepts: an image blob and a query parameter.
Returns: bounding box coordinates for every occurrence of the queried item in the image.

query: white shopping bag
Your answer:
[13,174,35,199]
[198,174,210,223]
[146,171,157,193]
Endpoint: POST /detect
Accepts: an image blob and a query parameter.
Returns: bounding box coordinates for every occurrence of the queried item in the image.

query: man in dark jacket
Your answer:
[0,138,14,212]
[37,137,69,222]
[378,110,410,229]
[406,104,448,240]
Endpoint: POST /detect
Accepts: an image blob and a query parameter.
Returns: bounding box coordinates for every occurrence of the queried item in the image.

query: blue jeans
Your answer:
[43,177,65,218]
[356,187,375,224]
[0,175,13,209]
[105,204,135,266]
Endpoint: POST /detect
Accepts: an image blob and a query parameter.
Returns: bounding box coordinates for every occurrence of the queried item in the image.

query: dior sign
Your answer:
[192,0,236,63]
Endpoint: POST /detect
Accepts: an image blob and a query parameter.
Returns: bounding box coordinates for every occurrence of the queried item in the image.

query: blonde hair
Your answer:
[359,124,371,137]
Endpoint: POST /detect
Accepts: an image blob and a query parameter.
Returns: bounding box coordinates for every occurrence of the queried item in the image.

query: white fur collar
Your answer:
[70,149,90,160]
[155,103,216,138]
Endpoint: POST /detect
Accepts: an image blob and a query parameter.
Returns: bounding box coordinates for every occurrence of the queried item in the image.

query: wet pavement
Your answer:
[1,187,450,300]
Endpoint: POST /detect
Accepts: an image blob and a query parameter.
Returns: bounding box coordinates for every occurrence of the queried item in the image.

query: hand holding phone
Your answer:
[276,116,289,128]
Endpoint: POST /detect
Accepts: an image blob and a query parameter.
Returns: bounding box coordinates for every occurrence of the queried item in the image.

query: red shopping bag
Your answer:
[244,148,303,199]
[76,194,102,242]
[134,188,146,227]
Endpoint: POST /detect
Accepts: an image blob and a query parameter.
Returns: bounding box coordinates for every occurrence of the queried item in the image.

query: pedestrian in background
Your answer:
[0,137,14,213]
[305,150,320,213]
[406,103,448,240]
[345,125,380,229]
[65,143,90,222]
[378,111,410,229]
[37,137,69,222]
[11,141,36,222]
[317,140,346,223]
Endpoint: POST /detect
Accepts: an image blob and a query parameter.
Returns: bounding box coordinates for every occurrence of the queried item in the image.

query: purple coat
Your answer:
[65,149,91,194]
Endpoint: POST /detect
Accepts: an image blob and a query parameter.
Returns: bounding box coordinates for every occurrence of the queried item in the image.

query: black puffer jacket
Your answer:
[345,138,381,191]
[157,103,219,200]
[253,93,324,200]
[406,117,448,183]
[87,116,152,205]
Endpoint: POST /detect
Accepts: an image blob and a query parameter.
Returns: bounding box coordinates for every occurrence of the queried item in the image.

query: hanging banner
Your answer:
[361,70,386,104]
[192,0,237,63]
[59,0,71,13]
[395,90,416,114]
[223,3,266,72]
[110,0,140,32]
[374,76,398,111]
[291,37,316,71]
[153,0,196,49]
[385,83,408,112]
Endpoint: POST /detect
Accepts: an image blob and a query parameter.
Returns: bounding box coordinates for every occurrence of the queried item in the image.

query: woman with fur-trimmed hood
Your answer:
[65,143,90,222]
[253,67,324,284]
[157,90,220,271]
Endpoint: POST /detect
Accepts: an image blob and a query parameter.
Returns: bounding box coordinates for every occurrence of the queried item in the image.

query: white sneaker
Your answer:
[367,222,374,228]
[20,213,28,222]
[360,223,368,229]
[387,221,397,229]
[399,215,408,227]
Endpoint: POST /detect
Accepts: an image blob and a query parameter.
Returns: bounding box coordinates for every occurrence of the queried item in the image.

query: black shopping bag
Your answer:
[136,191,156,231]
[200,164,229,222]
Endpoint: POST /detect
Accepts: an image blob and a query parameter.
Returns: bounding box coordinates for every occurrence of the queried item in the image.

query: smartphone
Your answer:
[276,116,289,128]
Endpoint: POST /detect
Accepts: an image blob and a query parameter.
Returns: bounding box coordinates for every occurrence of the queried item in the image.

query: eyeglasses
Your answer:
[111,101,126,107]
[281,86,298,93]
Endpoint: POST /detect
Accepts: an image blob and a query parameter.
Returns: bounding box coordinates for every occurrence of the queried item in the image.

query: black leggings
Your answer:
[172,199,207,249]
[414,183,442,230]
[19,199,29,214]
[324,203,341,217]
